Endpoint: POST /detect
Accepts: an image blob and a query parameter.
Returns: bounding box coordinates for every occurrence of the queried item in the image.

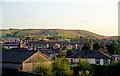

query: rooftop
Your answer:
[68,49,113,59]
[2,48,38,64]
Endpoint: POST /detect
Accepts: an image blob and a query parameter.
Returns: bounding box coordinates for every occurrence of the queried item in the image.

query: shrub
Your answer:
[34,64,52,75]
[52,56,73,76]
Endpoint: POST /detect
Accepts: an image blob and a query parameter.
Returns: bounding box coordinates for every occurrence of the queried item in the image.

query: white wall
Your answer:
[68,58,110,65]
[100,59,104,65]
[88,58,95,64]
[69,58,95,64]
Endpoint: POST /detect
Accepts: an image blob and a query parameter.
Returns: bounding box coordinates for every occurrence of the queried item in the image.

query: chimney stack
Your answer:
[90,42,93,51]
[79,44,83,50]
[103,44,107,51]
[90,44,93,51]
[33,46,37,51]
[75,44,78,49]
[19,40,22,48]
[47,44,49,48]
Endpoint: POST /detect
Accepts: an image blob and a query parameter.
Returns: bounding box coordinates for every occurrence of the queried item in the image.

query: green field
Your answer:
[1,29,109,39]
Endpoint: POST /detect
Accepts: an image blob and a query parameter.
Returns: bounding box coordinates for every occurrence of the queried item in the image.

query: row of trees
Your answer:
[34,57,92,76]
[78,41,120,55]
[82,42,104,50]
[70,37,112,43]
[106,42,120,55]
[34,56,120,76]
[34,56,72,76]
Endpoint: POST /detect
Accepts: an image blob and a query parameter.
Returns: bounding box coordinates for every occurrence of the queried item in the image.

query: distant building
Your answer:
[53,43,60,49]
[66,44,73,50]
[112,55,120,62]
[39,49,59,59]
[2,48,52,73]
[68,49,114,65]
[4,45,18,49]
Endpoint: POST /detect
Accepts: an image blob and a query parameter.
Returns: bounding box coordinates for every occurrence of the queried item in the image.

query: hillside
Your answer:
[108,36,120,40]
[1,29,109,39]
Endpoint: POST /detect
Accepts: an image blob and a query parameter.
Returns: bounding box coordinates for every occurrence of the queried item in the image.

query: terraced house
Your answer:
[68,48,115,65]
[2,48,52,73]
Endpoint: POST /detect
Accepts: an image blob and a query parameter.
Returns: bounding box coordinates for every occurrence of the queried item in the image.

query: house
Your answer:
[2,48,52,73]
[66,44,73,50]
[68,49,114,65]
[3,45,18,49]
[39,49,59,59]
[53,43,61,49]
[3,39,26,49]
[112,55,120,62]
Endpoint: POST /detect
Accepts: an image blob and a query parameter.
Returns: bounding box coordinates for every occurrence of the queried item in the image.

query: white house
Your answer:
[68,49,114,65]
[66,44,73,50]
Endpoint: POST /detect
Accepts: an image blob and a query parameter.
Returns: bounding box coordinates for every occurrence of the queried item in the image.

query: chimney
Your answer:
[90,44,93,51]
[103,44,107,51]
[79,44,83,50]
[19,40,22,48]
[90,42,93,51]
[75,44,78,49]
[26,40,28,43]
[33,46,37,51]
[47,44,49,48]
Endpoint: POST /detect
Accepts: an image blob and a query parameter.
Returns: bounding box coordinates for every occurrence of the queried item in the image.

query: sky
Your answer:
[1,0,120,36]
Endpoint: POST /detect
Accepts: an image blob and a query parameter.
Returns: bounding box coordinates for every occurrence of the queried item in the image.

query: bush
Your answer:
[92,62,120,76]
[77,59,90,71]
[79,70,93,76]
[34,64,52,75]
[52,56,73,76]
[73,58,91,76]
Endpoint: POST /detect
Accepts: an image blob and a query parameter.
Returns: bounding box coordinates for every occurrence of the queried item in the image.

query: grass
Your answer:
[1,29,109,39]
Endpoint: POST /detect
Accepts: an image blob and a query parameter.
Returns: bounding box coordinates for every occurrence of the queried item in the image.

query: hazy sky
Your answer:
[1,0,119,36]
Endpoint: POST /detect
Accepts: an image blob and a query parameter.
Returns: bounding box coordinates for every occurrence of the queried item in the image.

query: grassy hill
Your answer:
[1,29,109,39]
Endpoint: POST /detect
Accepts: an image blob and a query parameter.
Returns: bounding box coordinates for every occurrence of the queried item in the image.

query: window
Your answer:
[104,59,108,64]
[95,59,100,65]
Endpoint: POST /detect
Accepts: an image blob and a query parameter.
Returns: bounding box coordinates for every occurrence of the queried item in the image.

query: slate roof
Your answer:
[28,41,82,45]
[4,42,19,45]
[2,48,37,64]
[68,49,112,59]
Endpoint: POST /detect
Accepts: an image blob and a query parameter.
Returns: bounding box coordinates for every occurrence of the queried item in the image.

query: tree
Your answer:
[26,37,31,40]
[73,58,90,76]
[32,38,34,40]
[21,35,25,38]
[106,42,120,54]
[77,58,90,71]
[34,64,52,75]
[6,34,11,37]
[58,50,66,57]
[82,42,91,50]
[52,56,73,76]
[93,43,103,50]
[66,50,74,57]
[2,45,8,50]
[34,56,52,75]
